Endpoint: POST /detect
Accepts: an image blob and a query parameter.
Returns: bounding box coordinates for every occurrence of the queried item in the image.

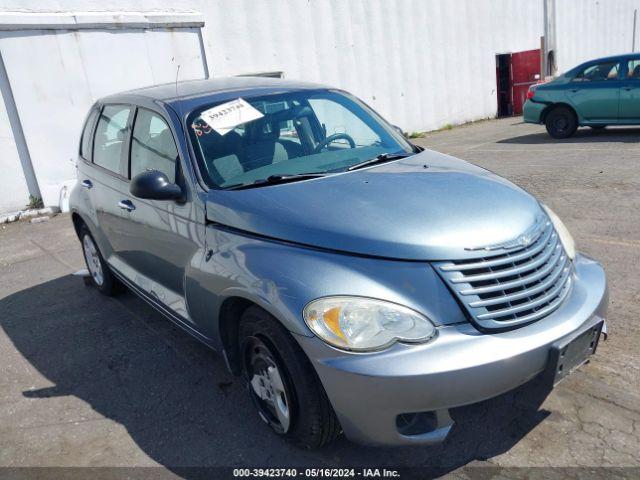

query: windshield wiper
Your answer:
[347,152,413,171]
[225,173,327,190]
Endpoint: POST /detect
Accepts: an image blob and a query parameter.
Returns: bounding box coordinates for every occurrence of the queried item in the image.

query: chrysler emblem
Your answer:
[517,234,532,247]
[465,217,547,252]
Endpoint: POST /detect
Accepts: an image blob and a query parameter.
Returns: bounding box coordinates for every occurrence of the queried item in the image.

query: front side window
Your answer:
[93,105,132,174]
[627,59,640,80]
[573,62,620,82]
[187,90,413,189]
[130,109,178,183]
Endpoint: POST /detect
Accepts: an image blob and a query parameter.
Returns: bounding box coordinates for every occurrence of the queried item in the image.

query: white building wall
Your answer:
[0,13,207,208]
[0,0,545,135]
[0,0,638,213]
[555,0,640,74]
[202,0,544,132]
[0,80,30,213]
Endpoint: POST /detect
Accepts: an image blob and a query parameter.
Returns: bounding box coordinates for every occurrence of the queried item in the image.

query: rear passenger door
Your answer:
[113,107,199,322]
[84,104,134,261]
[566,60,622,121]
[619,58,640,122]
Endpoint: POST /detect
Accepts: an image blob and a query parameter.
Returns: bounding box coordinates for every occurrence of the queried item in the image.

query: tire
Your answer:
[239,306,341,449]
[545,106,578,139]
[79,224,123,296]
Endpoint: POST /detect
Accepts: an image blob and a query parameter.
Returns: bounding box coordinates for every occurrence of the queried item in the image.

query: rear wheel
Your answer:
[79,224,122,295]
[545,106,578,139]
[239,306,341,449]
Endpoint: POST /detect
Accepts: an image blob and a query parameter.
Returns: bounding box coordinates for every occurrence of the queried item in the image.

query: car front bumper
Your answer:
[295,254,608,446]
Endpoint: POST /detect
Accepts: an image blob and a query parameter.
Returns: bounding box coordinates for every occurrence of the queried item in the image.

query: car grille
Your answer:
[435,220,572,330]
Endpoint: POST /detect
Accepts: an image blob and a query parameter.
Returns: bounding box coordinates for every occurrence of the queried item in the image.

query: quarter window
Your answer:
[627,60,640,80]
[80,108,98,160]
[130,109,178,183]
[573,62,620,82]
[93,105,132,174]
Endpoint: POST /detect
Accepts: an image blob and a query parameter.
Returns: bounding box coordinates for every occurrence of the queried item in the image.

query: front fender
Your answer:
[187,226,466,349]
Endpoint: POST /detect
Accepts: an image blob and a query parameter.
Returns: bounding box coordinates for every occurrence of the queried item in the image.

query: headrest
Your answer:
[246,118,280,142]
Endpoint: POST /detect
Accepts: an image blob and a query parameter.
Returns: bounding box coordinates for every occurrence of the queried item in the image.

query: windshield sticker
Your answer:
[199,98,264,136]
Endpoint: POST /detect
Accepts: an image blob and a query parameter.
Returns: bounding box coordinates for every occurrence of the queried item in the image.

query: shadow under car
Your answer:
[0,274,554,475]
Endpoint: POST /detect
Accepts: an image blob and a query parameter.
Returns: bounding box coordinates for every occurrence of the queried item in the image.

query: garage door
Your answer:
[0,14,208,208]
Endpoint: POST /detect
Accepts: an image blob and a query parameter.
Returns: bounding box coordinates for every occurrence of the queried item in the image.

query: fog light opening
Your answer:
[396,411,438,437]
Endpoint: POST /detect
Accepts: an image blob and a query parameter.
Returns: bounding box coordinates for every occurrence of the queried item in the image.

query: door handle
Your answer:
[570,88,580,93]
[624,86,633,91]
[118,200,135,212]
[81,179,93,189]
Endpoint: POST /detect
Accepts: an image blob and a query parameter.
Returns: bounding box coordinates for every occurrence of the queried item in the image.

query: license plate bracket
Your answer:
[549,319,604,386]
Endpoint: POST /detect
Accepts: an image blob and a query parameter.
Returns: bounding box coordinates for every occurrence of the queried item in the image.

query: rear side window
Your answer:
[627,60,640,80]
[93,105,132,174]
[573,62,619,82]
[130,109,178,183]
[80,109,98,160]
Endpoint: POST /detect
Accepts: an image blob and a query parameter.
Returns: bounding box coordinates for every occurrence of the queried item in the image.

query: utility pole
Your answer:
[633,9,637,52]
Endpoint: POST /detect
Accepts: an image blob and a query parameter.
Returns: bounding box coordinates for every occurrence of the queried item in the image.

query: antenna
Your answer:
[174,63,186,137]
[175,63,181,98]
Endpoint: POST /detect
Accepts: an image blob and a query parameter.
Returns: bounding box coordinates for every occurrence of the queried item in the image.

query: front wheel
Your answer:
[239,306,341,449]
[545,106,578,139]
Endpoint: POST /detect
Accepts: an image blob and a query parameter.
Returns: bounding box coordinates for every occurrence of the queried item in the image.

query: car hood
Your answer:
[205,149,544,261]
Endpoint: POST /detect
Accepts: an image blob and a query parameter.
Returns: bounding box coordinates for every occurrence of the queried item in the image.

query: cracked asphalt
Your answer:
[0,118,638,477]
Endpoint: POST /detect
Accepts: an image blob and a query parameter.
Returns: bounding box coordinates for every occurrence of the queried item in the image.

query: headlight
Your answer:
[542,204,576,260]
[303,296,436,352]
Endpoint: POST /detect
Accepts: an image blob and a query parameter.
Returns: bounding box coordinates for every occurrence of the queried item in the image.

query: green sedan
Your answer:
[523,54,640,138]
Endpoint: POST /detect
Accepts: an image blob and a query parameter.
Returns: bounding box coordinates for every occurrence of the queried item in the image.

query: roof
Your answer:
[577,53,639,65]
[101,76,330,104]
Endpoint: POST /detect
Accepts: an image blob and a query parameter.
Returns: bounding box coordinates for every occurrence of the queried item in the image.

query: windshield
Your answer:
[186,89,414,189]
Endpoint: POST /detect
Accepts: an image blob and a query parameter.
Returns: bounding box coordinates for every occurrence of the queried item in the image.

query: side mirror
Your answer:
[391,125,406,138]
[130,170,183,201]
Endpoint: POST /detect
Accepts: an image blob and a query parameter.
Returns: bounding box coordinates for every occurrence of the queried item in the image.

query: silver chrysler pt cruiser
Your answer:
[70,77,608,448]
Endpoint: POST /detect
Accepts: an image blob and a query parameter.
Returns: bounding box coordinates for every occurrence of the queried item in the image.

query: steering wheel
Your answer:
[313,133,356,153]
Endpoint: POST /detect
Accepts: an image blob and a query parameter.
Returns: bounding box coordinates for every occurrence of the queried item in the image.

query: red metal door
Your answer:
[511,49,541,115]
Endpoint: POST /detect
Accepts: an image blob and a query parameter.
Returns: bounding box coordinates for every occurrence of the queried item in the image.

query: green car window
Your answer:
[573,62,620,82]
[627,60,640,80]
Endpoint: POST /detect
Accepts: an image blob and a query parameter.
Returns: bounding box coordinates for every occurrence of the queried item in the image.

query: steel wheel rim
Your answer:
[244,336,292,434]
[554,115,568,132]
[82,234,104,286]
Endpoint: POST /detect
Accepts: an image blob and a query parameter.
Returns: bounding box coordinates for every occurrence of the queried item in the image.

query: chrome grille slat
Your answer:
[476,266,571,319]
[468,257,567,307]
[470,278,572,328]
[435,221,573,330]
[440,225,553,272]
[450,234,559,284]
[459,248,562,295]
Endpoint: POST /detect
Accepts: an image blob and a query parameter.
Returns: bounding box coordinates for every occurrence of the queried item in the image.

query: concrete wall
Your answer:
[555,0,640,74]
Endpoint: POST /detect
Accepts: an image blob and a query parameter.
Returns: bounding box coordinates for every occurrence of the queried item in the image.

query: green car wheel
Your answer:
[545,106,578,139]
